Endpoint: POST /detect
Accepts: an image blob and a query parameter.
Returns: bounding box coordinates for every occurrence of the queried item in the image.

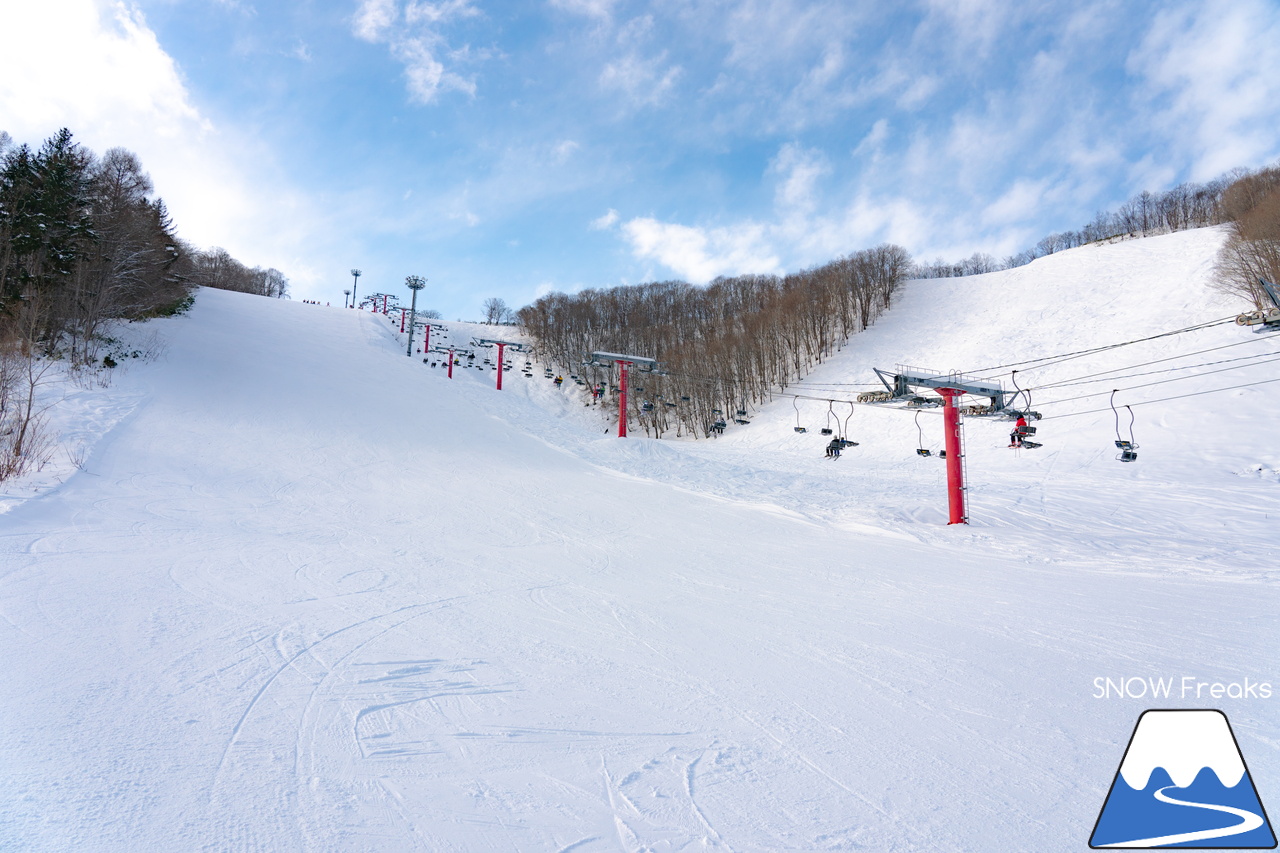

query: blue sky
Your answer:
[3,0,1280,318]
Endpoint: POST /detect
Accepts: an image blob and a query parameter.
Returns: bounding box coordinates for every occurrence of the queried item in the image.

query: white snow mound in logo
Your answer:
[1119,710,1246,790]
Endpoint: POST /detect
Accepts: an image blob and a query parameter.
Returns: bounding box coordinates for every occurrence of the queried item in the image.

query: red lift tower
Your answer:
[873,367,1009,525]
[587,352,660,438]
[472,338,528,390]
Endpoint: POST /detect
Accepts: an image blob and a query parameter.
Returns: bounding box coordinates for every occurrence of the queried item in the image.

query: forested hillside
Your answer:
[519,244,911,438]
[0,128,286,479]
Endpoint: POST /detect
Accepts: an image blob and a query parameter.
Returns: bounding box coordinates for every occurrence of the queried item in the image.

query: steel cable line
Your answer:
[966,315,1239,377]
[1039,376,1280,421]
[1032,353,1280,408]
[1018,332,1280,390]
[1030,348,1280,390]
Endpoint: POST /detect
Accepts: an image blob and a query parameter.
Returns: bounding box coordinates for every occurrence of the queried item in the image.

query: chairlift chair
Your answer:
[820,400,835,435]
[840,401,856,446]
[793,397,807,433]
[1111,391,1139,462]
[914,409,942,458]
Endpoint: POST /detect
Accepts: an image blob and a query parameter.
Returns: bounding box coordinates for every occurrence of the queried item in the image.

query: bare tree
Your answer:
[482,297,508,324]
[1216,169,1280,307]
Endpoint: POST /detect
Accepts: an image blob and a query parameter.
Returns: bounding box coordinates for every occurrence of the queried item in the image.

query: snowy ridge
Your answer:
[1118,710,1246,789]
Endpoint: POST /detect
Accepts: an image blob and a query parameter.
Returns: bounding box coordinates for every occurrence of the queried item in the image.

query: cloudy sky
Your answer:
[2,0,1279,317]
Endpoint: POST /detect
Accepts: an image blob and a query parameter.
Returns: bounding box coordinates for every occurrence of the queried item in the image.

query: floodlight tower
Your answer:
[588,352,659,437]
[405,275,426,357]
[343,288,351,309]
[350,269,361,308]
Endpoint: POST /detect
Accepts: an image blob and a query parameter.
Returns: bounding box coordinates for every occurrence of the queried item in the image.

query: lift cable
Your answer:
[966,315,1240,377]
[1029,347,1280,391]
[1038,375,1280,421]
[1031,353,1280,409]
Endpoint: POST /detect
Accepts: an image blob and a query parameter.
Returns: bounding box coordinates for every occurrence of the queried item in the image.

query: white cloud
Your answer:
[981,178,1050,227]
[1129,0,1280,180]
[590,209,619,230]
[353,0,397,40]
[769,143,830,215]
[918,0,1024,56]
[0,0,342,293]
[897,74,939,109]
[853,119,889,156]
[599,51,680,107]
[548,0,617,19]
[352,0,480,104]
[0,1,206,141]
[552,139,580,162]
[621,218,780,283]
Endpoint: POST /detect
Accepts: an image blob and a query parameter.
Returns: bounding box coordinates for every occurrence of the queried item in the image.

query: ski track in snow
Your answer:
[0,228,1277,851]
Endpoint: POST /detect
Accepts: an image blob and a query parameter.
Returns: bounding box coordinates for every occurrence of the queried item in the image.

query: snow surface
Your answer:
[1,227,1277,851]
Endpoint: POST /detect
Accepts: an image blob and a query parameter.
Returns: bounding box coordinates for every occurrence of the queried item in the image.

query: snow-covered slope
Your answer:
[0,228,1276,852]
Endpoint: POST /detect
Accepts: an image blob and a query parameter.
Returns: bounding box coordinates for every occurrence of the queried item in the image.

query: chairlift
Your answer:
[821,400,835,436]
[1006,373,1044,450]
[793,397,807,433]
[1111,390,1139,462]
[841,401,856,446]
[915,409,943,458]
[680,395,691,402]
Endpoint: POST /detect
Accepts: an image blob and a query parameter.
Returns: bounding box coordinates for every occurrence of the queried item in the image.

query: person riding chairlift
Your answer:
[826,437,842,458]
[1009,414,1028,448]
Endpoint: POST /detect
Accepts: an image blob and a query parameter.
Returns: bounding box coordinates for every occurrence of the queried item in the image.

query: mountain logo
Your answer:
[1091,709,1276,848]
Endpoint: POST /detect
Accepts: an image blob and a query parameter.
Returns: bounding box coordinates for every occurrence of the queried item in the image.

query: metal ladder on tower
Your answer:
[957,408,971,524]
